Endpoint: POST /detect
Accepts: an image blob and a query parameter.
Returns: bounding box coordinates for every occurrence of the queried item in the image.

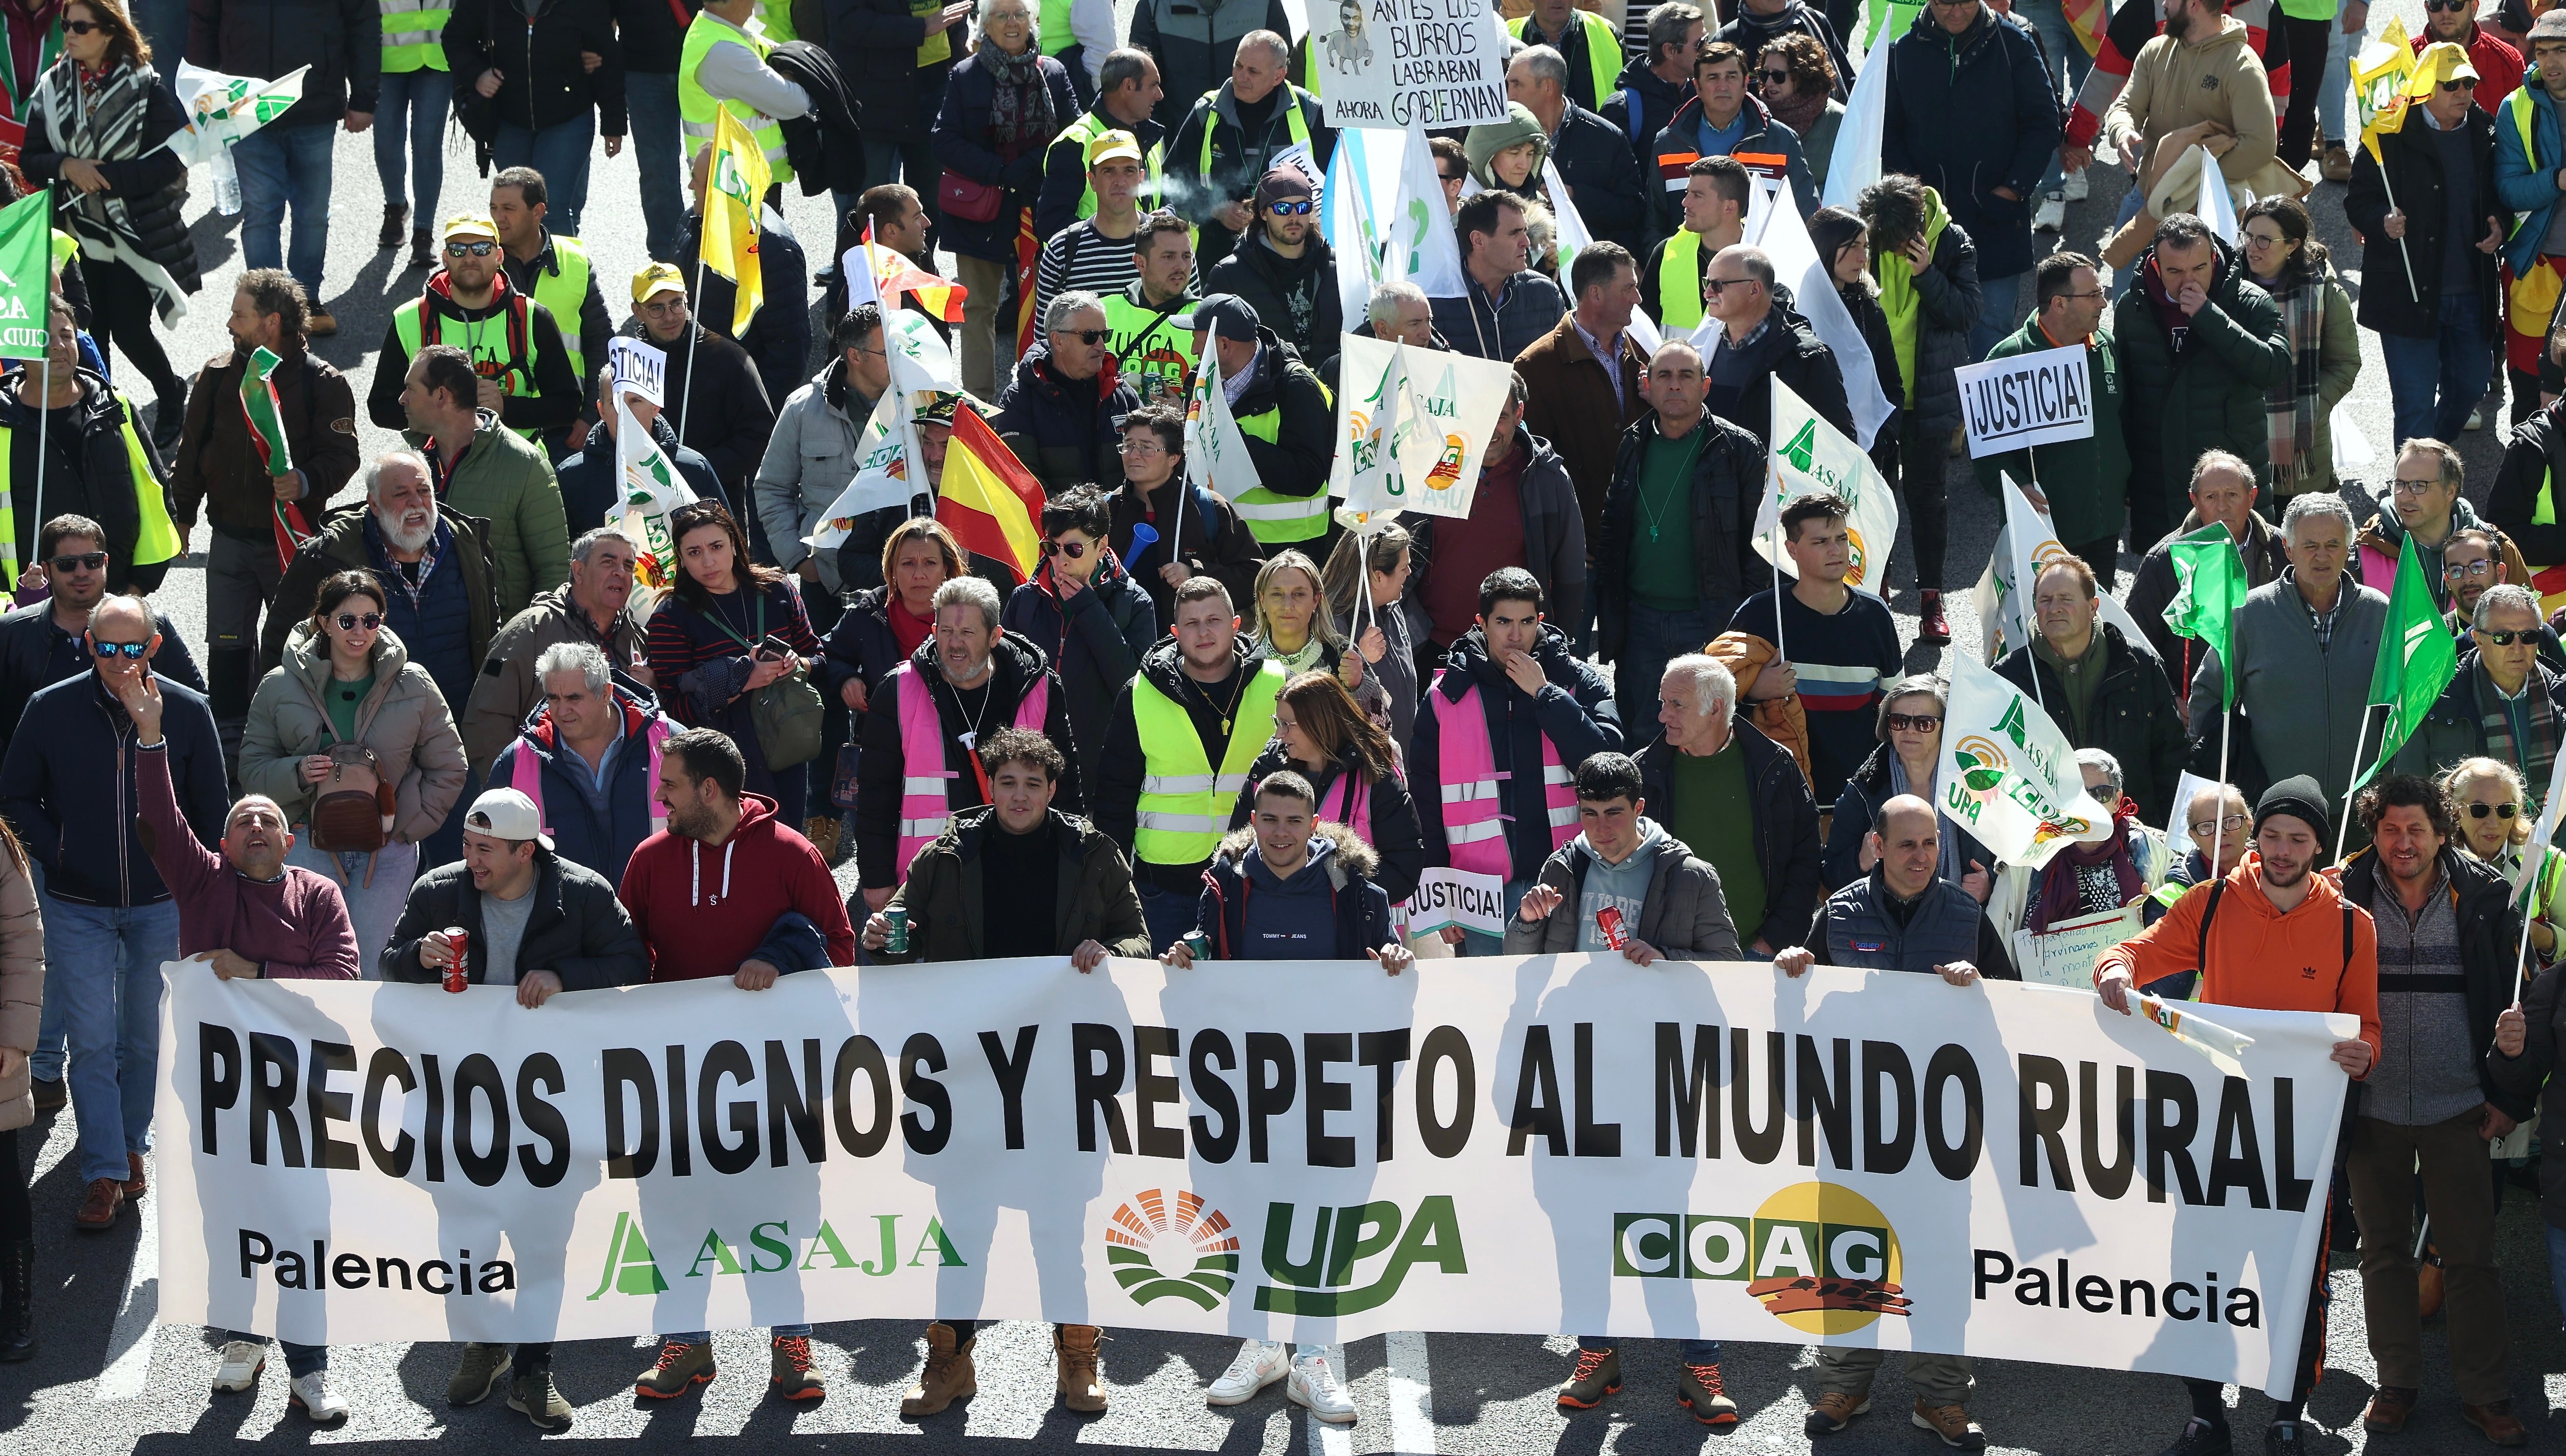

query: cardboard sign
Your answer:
[1301,0,1509,130]
[1957,345,2095,459]
[607,337,666,408]
[2010,905,2145,990]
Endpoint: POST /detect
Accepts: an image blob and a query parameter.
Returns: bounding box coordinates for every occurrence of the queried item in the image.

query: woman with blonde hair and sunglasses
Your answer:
[2445,756,2565,966]
[1226,670,1424,903]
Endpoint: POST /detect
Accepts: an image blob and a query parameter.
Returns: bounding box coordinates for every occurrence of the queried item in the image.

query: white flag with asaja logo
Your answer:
[1976,471,2156,664]
[613,383,698,606]
[1937,651,2117,870]
[1751,377,1899,597]
[1331,333,1415,522]
[1390,346,1513,521]
[1185,352,1262,502]
[803,340,939,557]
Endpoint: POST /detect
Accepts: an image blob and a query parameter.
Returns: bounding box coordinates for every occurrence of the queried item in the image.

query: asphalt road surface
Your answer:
[14,0,2566,1449]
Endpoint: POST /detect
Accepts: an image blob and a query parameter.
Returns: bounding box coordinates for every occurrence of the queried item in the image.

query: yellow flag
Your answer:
[702,107,770,335]
[2349,16,2419,167]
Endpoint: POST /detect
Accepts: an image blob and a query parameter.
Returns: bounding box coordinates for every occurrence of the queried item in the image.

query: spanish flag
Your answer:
[859,225,967,323]
[936,404,1044,584]
[702,108,771,335]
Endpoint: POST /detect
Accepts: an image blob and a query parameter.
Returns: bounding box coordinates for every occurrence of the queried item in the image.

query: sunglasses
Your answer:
[334,612,383,631]
[1040,539,1092,560]
[2424,0,2470,10]
[445,239,497,257]
[2468,801,2522,820]
[1060,327,1109,345]
[1702,275,1756,294]
[60,18,99,33]
[47,551,104,572]
[89,639,146,659]
[2479,628,2533,645]
[1759,68,1791,84]
[1884,712,1942,732]
[1267,200,1313,215]
[2439,76,2480,91]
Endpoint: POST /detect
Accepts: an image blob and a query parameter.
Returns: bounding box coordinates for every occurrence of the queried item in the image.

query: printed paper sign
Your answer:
[607,337,666,409]
[1302,0,1509,130]
[2010,906,2145,989]
[1402,867,1507,936]
[1957,346,2095,459]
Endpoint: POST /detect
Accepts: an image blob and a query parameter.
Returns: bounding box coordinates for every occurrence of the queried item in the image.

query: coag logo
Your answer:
[1105,1189,1240,1310]
[1253,1196,1467,1316]
[1613,1183,1910,1334]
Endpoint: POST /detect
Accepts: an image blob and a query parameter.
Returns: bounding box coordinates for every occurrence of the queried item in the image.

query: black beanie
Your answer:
[2254,774,2331,846]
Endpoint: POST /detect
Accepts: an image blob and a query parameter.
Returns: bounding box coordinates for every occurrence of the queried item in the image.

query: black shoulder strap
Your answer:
[2195,877,2226,973]
[2343,903,2355,972]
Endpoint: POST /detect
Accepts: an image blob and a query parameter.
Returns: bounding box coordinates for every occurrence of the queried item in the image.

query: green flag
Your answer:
[2356,532,2460,791]
[2163,523,2249,709]
[0,192,50,362]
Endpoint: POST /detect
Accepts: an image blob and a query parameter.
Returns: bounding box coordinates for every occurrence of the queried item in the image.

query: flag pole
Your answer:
[2333,701,2383,864]
[33,350,48,552]
[679,253,707,443]
[2207,708,2233,882]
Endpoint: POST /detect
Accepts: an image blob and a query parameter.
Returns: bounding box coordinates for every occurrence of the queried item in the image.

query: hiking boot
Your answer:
[121,1151,146,1198]
[212,1339,266,1391]
[1056,1323,1106,1413]
[769,1334,823,1400]
[2158,1417,2233,1455]
[407,227,435,272]
[1677,1362,1738,1425]
[1556,1347,1619,1409]
[2363,1386,2418,1431]
[1913,1399,1986,1450]
[29,1078,61,1113]
[74,1176,121,1229]
[804,814,840,855]
[2321,141,2354,184]
[306,307,338,338]
[1207,1338,1288,1405]
[2464,1400,2531,1446]
[380,203,408,249]
[508,1366,572,1431]
[2264,1419,2305,1454]
[1918,590,1952,644]
[1806,1390,1870,1434]
[1288,1349,1354,1424]
[900,1322,977,1416]
[290,1370,349,1425]
[634,1338,715,1398]
[448,1342,511,1405]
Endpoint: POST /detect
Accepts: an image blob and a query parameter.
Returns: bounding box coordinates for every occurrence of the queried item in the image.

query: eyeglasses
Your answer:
[1702,275,1756,293]
[1884,712,1942,732]
[2469,801,2522,820]
[638,297,688,316]
[1059,327,1109,345]
[1040,538,1092,559]
[2440,77,2480,91]
[444,240,497,257]
[1267,200,1314,215]
[1119,437,1166,455]
[334,612,383,631]
[2445,558,2496,580]
[47,551,104,572]
[2187,812,2249,839]
[2241,229,2288,248]
[2479,628,2533,645]
[89,639,146,659]
[60,18,99,33]
[2391,475,2445,496]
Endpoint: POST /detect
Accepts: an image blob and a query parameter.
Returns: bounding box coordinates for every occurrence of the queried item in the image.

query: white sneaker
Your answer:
[2468,407,2487,431]
[1206,1338,1290,1405]
[290,1370,349,1425]
[1289,1351,1356,1424]
[211,1340,265,1392]
[2034,193,2066,232]
[2064,167,2090,202]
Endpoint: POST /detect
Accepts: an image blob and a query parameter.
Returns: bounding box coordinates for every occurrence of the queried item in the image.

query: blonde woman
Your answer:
[2445,756,2563,966]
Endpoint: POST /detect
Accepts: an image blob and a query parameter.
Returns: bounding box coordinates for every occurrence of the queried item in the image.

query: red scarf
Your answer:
[887,595,935,658]
[2027,797,2146,933]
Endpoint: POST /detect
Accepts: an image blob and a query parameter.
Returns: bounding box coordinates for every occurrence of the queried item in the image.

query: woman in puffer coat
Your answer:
[240,570,469,963]
[1858,173,1979,639]
[0,819,38,1361]
[930,0,1078,398]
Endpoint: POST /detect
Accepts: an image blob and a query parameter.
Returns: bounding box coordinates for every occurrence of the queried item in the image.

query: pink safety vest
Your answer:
[1326,767,1374,846]
[2359,540,2397,600]
[1432,672,1576,877]
[892,661,1053,881]
[511,715,675,839]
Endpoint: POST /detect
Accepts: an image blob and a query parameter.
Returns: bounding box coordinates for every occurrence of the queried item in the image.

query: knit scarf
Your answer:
[35,56,183,324]
[2026,803,2145,933]
[982,44,1055,164]
[2477,663,2562,808]
[2260,268,2325,491]
[1872,187,1946,408]
[2140,253,2204,359]
[1767,86,1827,137]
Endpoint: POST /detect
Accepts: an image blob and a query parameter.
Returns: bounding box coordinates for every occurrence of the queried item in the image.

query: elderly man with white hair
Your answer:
[459,526,655,776]
[484,640,684,886]
[1318,281,1444,394]
[853,575,1083,904]
[2188,491,2390,832]
[1636,652,1822,954]
[0,594,229,1231]
[2393,582,2566,791]
[995,289,1144,495]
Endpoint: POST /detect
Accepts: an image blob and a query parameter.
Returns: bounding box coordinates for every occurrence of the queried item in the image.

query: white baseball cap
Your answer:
[463,788,552,851]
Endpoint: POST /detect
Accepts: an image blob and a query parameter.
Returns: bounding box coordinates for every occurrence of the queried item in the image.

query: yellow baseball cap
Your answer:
[440,213,498,244]
[1087,129,1143,167]
[2409,41,2482,96]
[631,262,687,303]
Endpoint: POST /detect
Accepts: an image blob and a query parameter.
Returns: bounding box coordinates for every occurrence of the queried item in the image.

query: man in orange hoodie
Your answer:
[2095,774,2380,1456]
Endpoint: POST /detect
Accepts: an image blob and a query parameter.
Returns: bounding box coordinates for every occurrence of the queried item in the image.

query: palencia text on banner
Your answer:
[157,955,2348,1396]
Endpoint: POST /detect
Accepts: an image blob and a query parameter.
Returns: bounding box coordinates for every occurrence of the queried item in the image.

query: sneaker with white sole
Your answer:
[2064,167,2090,202]
[1206,1339,1289,1406]
[290,1370,350,1425]
[2468,408,2487,431]
[2035,193,2065,232]
[212,1340,265,1392]
[1288,1351,1356,1424]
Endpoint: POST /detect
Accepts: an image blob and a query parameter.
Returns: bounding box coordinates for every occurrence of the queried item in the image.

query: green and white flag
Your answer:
[1937,650,2118,871]
[1184,348,1261,502]
[2163,523,2249,709]
[1752,376,1899,597]
[162,62,307,213]
[0,191,51,363]
[1331,335,1414,524]
[611,344,699,608]
[2354,531,2459,792]
[1974,471,2153,664]
[803,340,938,557]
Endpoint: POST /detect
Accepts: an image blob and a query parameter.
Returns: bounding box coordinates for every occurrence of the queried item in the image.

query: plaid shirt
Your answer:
[2295,576,2346,652]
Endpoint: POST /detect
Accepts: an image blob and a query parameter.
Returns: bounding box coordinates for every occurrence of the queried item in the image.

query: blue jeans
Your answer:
[2382,292,2491,448]
[131,0,185,80]
[222,1333,328,1377]
[1137,880,1197,956]
[494,115,597,236]
[2320,18,2356,144]
[232,124,335,293]
[2545,1221,2566,1328]
[1460,877,1536,956]
[372,67,453,217]
[1615,602,1731,730]
[287,839,418,978]
[1582,1336,1722,1363]
[2015,0,2093,195]
[49,894,179,1184]
[1972,271,2024,362]
[664,1326,810,1344]
[626,72,686,263]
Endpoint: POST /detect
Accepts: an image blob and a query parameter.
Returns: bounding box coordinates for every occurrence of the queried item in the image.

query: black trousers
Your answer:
[1897,415,1950,591]
[2274,13,2335,171]
[0,1128,26,1245]
[83,257,184,407]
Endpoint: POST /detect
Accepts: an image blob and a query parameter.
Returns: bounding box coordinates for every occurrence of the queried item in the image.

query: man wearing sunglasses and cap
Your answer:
[621,261,778,516]
[368,215,584,447]
[1203,167,1340,375]
[2392,584,2566,796]
[1179,292,1331,552]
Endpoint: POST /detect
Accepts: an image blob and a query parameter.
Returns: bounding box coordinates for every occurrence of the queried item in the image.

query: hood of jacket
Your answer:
[2362,492,2491,555]
[817,354,875,423]
[1568,815,1672,874]
[1466,101,1551,187]
[1211,825,1379,884]
[280,619,414,699]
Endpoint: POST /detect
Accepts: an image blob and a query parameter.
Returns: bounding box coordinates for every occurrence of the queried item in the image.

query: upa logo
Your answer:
[1254,1196,1467,1316]
[1613,1183,1910,1334]
[1105,1189,1241,1310]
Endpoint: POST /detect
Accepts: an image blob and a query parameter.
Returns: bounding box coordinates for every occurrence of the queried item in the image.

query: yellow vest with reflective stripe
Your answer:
[1656,229,1704,330]
[1056,108,1169,219]
[1226,360,1330,543]
[1102,287,1200,408]
[379,0,450,72]
[47,229,74,272]
[1506,10,1620,111]
[1195,85,1312,176]
[527,234,594,382]
[1131,659,1286,866]
[679,11,794,183]
[393,294,558,440]
[0,394,181,580]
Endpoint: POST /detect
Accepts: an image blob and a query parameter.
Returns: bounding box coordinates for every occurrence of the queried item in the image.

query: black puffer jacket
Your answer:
[823,0,957,145]
[1878,5,2057,283]
[0,372,166,591]
[187,0,380,127]
[1225,741,1426,904]
[2110,233,2290,503]
[608,0,693,71]
[1596,407,1764,664]
[17,63,198,298]
[1203,230,1343,374]
[1708,300,1854,449]
[382,850,650,988]
[1873,203,1982,444]
[444,0,626,135]
[992,341,1138,494]
[1992,622,2189,826]
[1225,330,1331,505]
[1546,101,1653,258]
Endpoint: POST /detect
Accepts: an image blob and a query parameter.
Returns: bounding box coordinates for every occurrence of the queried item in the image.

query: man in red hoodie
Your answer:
[617,726,856,1403]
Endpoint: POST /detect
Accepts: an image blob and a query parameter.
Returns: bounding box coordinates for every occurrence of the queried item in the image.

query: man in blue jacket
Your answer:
[485,641,681,888]
[2493,10,2566,427]
[0,594,226,1229]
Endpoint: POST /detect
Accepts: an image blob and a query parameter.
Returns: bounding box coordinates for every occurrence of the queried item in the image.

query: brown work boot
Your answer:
[74,1177,122,1229]
[2464,1400,2530,1447]
[1055,1324,1106,1413]
[633,1338,714,1398]
[1805,1390,1870,1435]
[306,307,338,338]
[2321,141,2354,185]
[1556,1347,1618,1409]
[1675,1362,1736,1425]
[769,1333,824,1401]
[122,1151,146,1198]
[900,1322,976,1417]
[379,203,407,249]
[2363,1385,2419,1431]
[1911,1399,1986,1450]
[803,814,840,858]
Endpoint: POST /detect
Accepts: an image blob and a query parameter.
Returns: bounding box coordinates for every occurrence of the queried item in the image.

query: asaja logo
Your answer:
[1104,1189,1240,1310]
[585,1211,963,1299]
[1950,735,2011,803]
[1614,1183,1910,1334]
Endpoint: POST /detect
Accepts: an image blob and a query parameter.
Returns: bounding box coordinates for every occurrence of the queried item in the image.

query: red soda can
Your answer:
[1595,905,1629,950]
[443,927,469,992]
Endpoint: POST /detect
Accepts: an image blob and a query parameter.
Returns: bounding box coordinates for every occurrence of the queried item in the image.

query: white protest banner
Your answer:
[1321,127,1400,339]
[1392,126,1469,299]
[607,337,667,409]
[1977,471,2155,664]
[2011,906,2145,990]
[1938,651,2118,870]
[1392,346,1513,521]
[1402,868,1507,937]
[160,954,2352,1397]
[1331,333,1414,521]
[1753,376,1900,597]
[1542,156,1594,275]
[1956,346,2095,460]
[1185,353,1263,501]
[1820,45,1887,209]
[1302,0,1508,130]
[1747,187,1892,449]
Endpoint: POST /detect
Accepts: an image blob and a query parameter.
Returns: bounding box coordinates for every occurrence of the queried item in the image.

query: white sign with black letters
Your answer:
[1956,345,2094,458]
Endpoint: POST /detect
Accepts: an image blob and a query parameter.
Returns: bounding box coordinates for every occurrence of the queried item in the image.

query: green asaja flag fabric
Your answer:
[2356,532,2458,792]
[2163,523,2248,709]
[0,192,52,362]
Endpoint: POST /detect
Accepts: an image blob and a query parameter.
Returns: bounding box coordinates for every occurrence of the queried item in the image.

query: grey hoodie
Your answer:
[1574,819,1665,952]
